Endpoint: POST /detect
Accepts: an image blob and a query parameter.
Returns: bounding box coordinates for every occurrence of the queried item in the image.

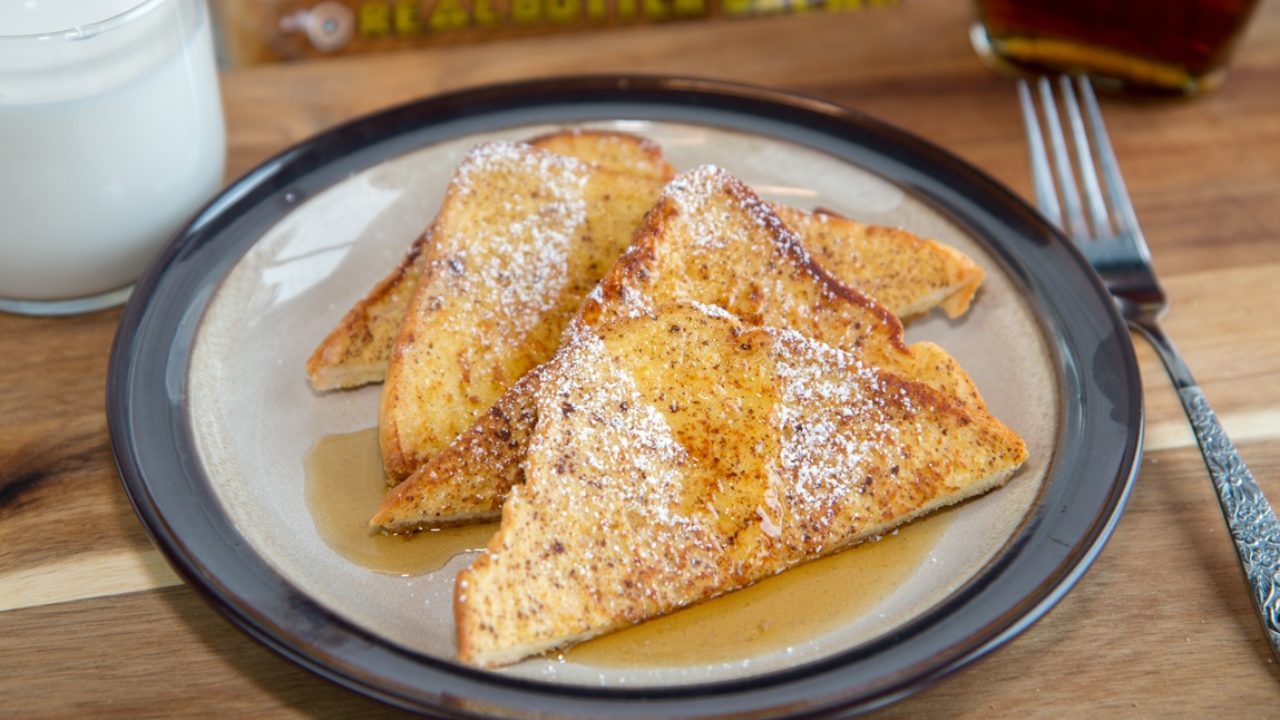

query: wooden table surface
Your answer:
[3,1,1279,717]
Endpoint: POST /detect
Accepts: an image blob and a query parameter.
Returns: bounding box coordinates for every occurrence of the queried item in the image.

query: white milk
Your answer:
[2,0,150,34]
[0,0,225,303]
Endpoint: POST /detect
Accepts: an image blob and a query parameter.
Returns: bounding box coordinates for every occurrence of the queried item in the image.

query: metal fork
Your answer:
[1018,75,1280,660]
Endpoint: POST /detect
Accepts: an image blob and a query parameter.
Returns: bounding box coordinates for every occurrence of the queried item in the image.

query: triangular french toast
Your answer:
[377,141,667,481]
[306,134,985,394]
[454,303,1028,667]
[305,130,676,392]
[372,167,986,531]
[773,205,982,320]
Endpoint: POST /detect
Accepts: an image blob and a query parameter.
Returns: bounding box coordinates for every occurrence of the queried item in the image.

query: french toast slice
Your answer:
[377,142,668,481]
[454,303,1028,667]
[773,206,983,320]
[373,167,985,531]
[306,134,986,393]
[305,130,676,392]
[521,129,676,181]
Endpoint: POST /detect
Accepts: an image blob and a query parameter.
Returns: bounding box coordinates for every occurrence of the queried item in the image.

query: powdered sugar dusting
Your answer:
[545,310,916,570]
[596,165,831,327]
[546,332,701,536]
[662,166,809,263]
[685,301,736,321]
[520,329,724,615]
[460,303,1020,663]
[770,328,904,514]
[437,142,590,341]
[453,141,587,197]
[618,283,655,319]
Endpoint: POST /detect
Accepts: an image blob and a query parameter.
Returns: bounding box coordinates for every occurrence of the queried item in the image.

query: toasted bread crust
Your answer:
[304,232,431,392]
[521,129,676,182]
[578,170,910,359]
[374,167,984,529]
[378,144,666,480]
[454,304,1027,667]
[308,136,986,394]
[774,206,985,320]
[370,368,543,530]
[306,130,677,393]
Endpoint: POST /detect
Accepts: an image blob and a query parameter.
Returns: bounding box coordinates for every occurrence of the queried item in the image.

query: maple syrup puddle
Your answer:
[304,428,496,577]
[305,427,951,667]
[566,511,949,668]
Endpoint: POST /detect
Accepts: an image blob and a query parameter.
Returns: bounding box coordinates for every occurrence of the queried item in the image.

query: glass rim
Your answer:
[0,0,175,42]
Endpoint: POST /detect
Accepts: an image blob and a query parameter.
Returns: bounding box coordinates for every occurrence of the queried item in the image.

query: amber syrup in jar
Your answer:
[972,0,1259,94]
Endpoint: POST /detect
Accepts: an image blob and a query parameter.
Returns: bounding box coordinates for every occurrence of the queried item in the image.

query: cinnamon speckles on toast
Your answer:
[305,130,676,393]
[774,205,984,321]
[454,303,1027,667]
[306,135,983,396]
[374,166,983,531]
[302,130,1028,671]
[377,142,665,481]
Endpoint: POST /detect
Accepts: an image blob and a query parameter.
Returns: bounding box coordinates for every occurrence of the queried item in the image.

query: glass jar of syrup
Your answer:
[971,0,1260,95]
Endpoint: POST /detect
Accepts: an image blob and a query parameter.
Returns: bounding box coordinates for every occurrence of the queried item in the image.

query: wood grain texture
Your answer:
[0,588,414,719]
[2,0,1279,716]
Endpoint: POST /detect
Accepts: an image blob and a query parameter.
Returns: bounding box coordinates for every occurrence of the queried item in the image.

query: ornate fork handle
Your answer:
[1133,316,1280,656]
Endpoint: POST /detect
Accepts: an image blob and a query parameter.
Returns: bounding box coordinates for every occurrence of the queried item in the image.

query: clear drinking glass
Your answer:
[0,0,226,316]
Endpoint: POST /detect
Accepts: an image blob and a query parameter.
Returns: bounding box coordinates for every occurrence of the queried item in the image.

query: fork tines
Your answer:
[1017,75,1140,244]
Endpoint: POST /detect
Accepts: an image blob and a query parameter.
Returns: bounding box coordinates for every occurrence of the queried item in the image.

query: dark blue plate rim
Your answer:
[107,75,1141,719]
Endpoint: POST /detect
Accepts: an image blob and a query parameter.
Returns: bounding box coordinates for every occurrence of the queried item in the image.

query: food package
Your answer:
[210,0,900,66]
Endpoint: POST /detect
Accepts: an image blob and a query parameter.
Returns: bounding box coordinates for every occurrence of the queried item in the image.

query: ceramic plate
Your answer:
[109,76,1141,719]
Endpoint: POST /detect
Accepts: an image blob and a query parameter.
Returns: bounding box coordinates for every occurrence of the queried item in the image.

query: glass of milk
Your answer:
[0,0,225,315]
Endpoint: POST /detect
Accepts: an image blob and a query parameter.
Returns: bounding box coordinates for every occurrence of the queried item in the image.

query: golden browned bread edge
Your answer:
[304,232,430,391]
[374,169,986,530]
[455,458,1022,667]
[453,306,1028,667]
[305,130,675,392]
